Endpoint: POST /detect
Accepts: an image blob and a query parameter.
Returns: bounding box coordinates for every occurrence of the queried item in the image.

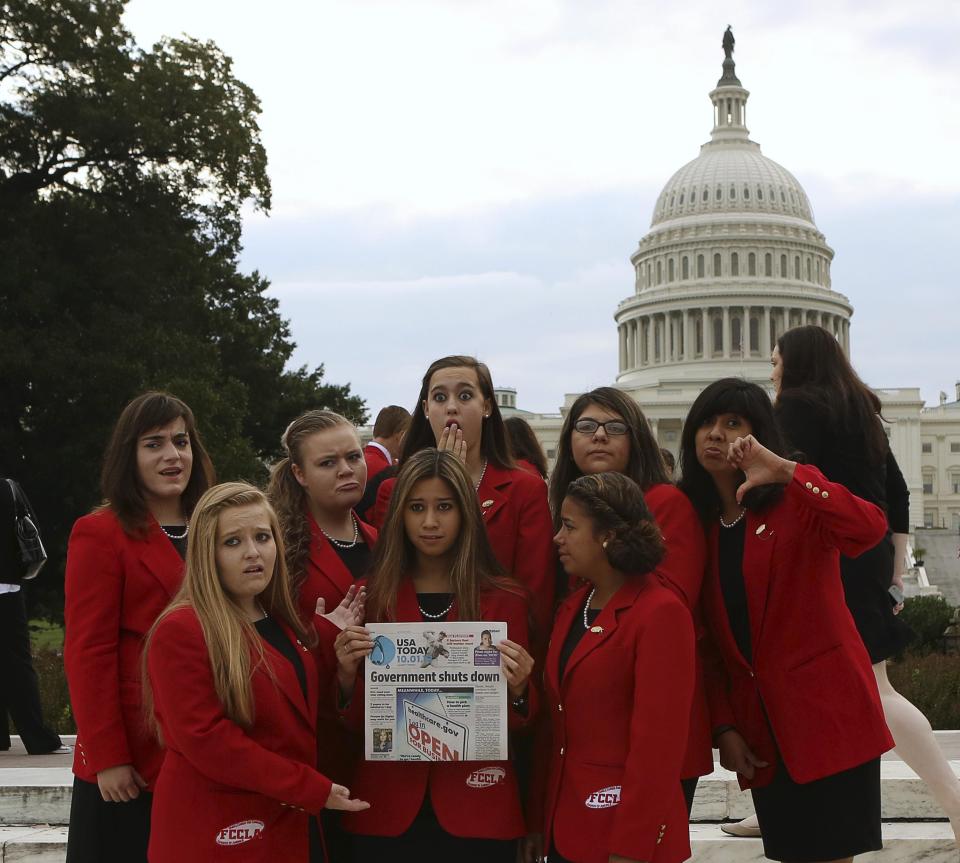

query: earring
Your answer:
[602,540,609,549]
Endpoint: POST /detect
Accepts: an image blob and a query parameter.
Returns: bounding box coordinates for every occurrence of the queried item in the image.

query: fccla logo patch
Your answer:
[215,820,265,846]
[466,766,506,788]
[585,785,621,809]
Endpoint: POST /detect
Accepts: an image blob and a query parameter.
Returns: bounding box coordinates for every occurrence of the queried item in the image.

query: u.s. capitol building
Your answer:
[499,32,960,537]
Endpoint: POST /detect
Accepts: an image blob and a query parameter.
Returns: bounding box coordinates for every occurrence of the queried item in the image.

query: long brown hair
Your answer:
[366,449,523,622]
[775,325,888,465]
[100,391,215,536]
[266,410,357,599]
[549,387,668,526]
[399,356,515,470]
[144,483,314,732]
[504,416,548,479]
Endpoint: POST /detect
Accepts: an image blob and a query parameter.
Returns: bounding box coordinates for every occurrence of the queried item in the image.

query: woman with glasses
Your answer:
[548,387,712,812]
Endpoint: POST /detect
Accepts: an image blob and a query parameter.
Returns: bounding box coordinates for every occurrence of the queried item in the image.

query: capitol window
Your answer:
[757,186,764,201]
[750,316,760,351]
[765,253,773,276]
[657,261,662,283]
[951,443,960,453]
[731,253,739,276]
[922,442,932,454]
[715,186,722,201]
[702,188,709,202]
[743,186,750,200]
[713,317,723,353]
[780,254,787,277]
[668,259,675,282]
[682,257,690,280]
[952,472,960,495]
[794,256,801,279]
[713,253,722,276]
[748,252,757,276]
[697,255,705,278]
[730,185,737,200]
[923,473,934,495]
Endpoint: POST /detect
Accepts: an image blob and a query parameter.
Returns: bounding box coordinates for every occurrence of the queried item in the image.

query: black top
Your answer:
[254,616,307,700]
[774,394,909,530]
[718,519,751,664]
[330,541,372,581]
[417,592,454,622]
[558,605,601,680]
[160,526,188,561]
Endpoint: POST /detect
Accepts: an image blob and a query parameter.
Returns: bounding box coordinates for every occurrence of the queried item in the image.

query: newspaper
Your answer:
[363,621,509,762]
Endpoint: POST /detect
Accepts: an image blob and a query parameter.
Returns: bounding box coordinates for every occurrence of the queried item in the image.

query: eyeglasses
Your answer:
[573,418,629,436]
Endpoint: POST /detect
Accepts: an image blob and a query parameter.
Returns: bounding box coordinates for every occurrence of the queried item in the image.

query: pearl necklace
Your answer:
[419,596,455,619]
[582,586,598,629]
[161,523,189,540]
[320,513,359,549]
[473,459,488,491]
[719,508,747,529]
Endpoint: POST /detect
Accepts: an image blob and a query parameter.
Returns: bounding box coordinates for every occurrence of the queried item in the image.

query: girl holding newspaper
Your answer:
[334,449,537,863]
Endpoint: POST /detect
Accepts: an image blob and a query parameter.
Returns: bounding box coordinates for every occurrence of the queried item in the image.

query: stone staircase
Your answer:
[1,736,957,861]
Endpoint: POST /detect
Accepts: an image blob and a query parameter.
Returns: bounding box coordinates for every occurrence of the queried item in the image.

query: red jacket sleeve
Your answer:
[370,478,395,530]
[610,598,695,860]
[644,484,706,609]
[63,516,131,773]
[788,464,887,556]
[148,611,333,813]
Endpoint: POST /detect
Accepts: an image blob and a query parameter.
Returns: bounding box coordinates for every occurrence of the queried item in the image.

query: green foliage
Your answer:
[32,649,75,734]
[28,618,64,651]
[0,0,366,615]
[898,595,953,656]
[887,653,960,730]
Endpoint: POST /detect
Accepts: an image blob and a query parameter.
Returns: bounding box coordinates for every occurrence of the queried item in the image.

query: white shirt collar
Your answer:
[366,440,392,465]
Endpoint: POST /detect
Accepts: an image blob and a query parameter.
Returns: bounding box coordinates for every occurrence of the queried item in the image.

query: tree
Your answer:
[0,0,366,616]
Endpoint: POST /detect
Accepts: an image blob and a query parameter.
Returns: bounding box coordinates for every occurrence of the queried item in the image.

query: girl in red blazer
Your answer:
[267,409,377,858]
[533,471,695,863]
[678,379,893,863]
[370,355,554,639]
[548,386,712,811]
[64,392,214,863]
[335,449,538,863]
[144,482,368,863]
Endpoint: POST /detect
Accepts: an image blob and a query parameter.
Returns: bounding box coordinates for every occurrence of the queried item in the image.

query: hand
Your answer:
[497,638,534,700]
[717,728,768,780]
[520,833,543,863]
[96,764,147,802]
[727,435,796,503]
[316,584,366,631]
[334,625,373,696]
[324,783,370,812]
[892,572,905,615]
[437,422,467,463]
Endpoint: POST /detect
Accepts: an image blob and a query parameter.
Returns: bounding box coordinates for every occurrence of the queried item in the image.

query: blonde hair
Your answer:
[367,449,523,622]
[266,410,357,599]
[144,482,315,732]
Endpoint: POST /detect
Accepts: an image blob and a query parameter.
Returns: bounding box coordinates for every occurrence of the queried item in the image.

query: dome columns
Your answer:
[617,304,851,374]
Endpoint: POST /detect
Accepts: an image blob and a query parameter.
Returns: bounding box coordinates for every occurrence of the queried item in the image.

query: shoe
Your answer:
[30,745,73,755]
[720,818,762,838]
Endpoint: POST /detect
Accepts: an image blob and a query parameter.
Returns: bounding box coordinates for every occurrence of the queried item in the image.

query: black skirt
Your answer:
[751,757,882,862]
[65,777,152,863]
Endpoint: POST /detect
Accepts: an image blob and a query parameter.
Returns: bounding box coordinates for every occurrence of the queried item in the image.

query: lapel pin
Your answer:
[755,524,766,535]
[481,500,494,508]
[590,626,604,634]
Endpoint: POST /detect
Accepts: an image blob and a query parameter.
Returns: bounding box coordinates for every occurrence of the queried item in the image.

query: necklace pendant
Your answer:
[590,625,604,634]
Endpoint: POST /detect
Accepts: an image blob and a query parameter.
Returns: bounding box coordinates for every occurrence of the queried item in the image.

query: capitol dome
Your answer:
[614,29,852,426]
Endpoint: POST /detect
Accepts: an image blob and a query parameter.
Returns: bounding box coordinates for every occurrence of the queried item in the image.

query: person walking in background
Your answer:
[0,476,66,756]
[530,471,694,863]
[679,378,893,863]
[504,416,548,480]
[363,405,411,482]
[548,386,712,812]
[144,482,367,863]
[63,392,215,863]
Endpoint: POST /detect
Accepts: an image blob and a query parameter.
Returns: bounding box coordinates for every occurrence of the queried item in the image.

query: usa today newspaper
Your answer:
[364,621,509,762]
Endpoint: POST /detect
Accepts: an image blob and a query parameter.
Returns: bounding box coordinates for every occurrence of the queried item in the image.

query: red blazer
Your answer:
[701,463,894,789]
[373,463,555,641]
[644,483,713,780]
[363,443,391,482]
[147,608,332,863]
[342,579,538,839]
[64,509,183,786]
[536,579,694,863]
[297,511,377,784]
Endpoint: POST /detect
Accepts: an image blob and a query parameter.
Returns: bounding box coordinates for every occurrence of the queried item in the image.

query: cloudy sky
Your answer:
[124,0,960,417]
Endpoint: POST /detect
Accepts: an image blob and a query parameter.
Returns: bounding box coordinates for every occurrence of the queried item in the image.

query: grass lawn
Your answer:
[29,619,65,652]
